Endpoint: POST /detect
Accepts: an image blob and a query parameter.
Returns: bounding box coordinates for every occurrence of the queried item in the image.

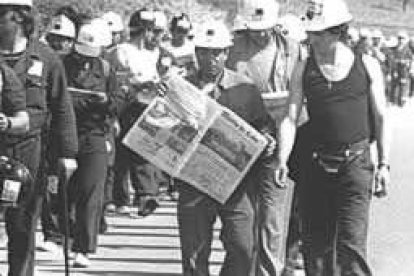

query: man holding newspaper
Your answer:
[123,20,277,276]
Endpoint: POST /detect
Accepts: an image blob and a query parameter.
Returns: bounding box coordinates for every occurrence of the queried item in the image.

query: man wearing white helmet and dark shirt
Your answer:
[276,0,391,275]
[0,0,79,275]
[177,20,277,276]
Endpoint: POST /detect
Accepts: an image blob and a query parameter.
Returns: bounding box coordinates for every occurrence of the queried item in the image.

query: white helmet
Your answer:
[194,21,233,49]
[278,14,307,42]
[0,0,32,6]
[47,15,76,39]
[347,27,359,41]
[385,35,398,48]
[102,11,124,33]
[90,18,113,47]
[233,0,279,31]
[397,30,409,40]
[154,11,168,31]
[359,28,371,38]
[371,29,383,39]
[75,23,104,57]
[305,0,352,32]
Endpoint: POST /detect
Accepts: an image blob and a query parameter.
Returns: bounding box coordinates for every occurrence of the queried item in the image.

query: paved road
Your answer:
[368,102,414,276]
[0,104,413,276]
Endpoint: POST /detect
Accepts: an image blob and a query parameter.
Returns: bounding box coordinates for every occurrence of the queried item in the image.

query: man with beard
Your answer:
[108,8,170,217]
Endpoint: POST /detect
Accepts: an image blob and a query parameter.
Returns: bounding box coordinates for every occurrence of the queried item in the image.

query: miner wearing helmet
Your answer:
[177,20,277,276]
[276,0,391,275]
[44,14,76,55]
[355,27,374,55]
[0,0,79,275]
[162,13,197,78]
[107,8,171,218]
[228,0,303,275]
[102,11,125,49]
[387,29,412,106]
[62,22,125,267]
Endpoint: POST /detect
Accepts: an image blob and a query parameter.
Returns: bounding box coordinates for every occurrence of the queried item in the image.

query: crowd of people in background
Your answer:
[0,0,393,275]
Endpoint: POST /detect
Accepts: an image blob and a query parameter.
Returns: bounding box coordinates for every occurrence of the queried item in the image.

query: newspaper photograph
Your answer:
[178,109,268,203]
[123,73,268,203]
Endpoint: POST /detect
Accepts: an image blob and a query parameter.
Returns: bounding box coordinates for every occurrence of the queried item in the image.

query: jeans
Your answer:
[300,146,373,276]
[177,179,256,276]
[113,144,160,206]
[255,163,295,276]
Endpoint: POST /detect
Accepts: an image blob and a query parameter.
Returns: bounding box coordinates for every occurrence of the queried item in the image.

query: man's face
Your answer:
[372,37,381,47]
[0,6,18,39]
[144,27,158,50]
[171,27,188,44]
[195,47,228,79]
[307,29,336,49]
[46,33,74,54]
[397,36,407,47]
[112,32,123,46]
[246,29,272,47]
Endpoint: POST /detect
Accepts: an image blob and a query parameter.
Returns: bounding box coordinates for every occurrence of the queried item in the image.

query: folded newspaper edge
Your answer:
[261,91,289,100]
[67,87,106,98]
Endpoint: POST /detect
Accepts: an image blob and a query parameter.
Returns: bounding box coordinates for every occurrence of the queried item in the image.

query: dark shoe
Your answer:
[137,197,159,217]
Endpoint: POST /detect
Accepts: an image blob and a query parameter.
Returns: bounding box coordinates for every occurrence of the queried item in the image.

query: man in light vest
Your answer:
[227,0,302,275]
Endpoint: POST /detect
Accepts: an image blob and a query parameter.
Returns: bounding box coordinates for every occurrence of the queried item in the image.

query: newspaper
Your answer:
[123,73,268,204]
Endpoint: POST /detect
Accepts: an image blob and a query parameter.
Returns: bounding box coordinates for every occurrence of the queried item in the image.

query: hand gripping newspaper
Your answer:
[122,73,268,204]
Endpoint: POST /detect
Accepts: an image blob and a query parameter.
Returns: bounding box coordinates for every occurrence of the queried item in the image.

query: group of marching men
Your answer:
[0,0,392,276]
[346,26,414,107]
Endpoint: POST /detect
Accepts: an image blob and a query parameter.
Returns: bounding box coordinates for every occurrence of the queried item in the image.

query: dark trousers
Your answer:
[69,151,107,253]
[4,135,42,276]
[113,144,159,206]
[300,148,373,276]
[390,78,410,106]
[40,182,61,242]
[177,181,256,276]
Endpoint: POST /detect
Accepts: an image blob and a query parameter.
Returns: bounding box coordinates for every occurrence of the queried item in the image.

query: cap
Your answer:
[305,0,353,32]
[233,0,279,31]
[171,13,192,31]
[194,21,233,49]
[90,18,113,47]
[397,30,409,40]
[359,27,371,38]
[47,15,76,39]
[0,0,32,6]
[102,11,124,33]
[154,11,167,30]
[347,27,359,41]
[74,23,103,57]
[371,29,383,39]
[129,9,155,31]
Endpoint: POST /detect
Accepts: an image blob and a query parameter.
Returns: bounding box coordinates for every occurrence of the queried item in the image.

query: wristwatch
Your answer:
[377,162,390,171]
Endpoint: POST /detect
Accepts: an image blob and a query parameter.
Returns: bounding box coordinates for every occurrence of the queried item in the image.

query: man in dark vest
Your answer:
[276,0,391,275]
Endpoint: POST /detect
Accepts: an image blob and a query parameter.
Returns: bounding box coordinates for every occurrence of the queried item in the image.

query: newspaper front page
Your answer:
[123,74,268,203]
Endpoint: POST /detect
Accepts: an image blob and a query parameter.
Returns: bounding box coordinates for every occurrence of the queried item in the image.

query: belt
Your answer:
[313,139,369,157]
